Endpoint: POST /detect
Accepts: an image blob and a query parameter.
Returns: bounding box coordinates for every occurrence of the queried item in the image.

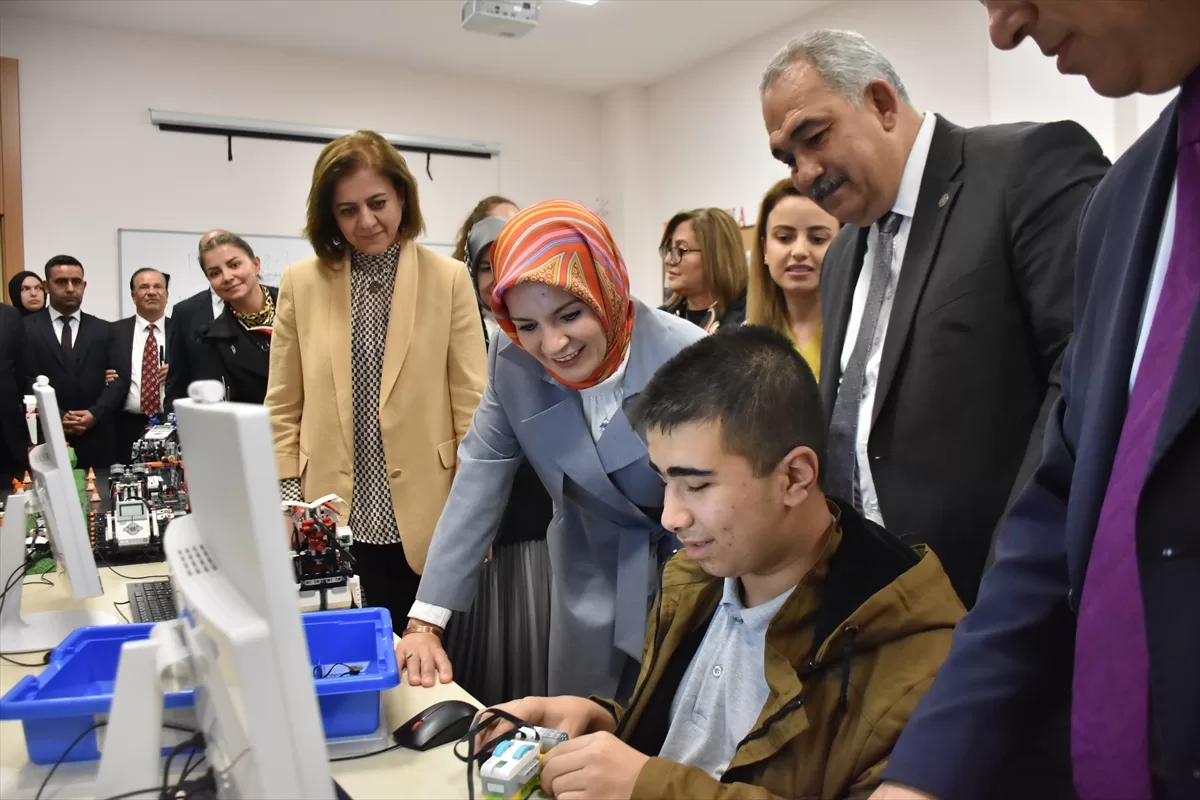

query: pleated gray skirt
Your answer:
[442,537,552,708]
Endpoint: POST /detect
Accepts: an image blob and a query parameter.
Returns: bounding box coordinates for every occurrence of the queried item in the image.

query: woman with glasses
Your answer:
[398,200,705,703]
[659,208,748,333]
[746,178,840,381]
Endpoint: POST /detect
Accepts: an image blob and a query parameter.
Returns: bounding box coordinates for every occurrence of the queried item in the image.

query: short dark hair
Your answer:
[631,325,827,475]
[129,268,170,292]
[44,255,83,279]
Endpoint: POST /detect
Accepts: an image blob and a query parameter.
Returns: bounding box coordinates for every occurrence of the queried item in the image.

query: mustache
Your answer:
[809,170,849,204]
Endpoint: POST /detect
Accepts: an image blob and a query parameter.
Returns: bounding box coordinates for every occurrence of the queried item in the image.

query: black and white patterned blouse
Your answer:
[347,243,402,545]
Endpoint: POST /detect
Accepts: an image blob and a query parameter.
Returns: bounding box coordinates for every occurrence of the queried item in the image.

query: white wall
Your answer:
[646,0,993,271]
[0,14,603,319]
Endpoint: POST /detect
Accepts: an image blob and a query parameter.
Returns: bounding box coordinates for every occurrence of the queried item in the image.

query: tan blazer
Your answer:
[266,241,486,573]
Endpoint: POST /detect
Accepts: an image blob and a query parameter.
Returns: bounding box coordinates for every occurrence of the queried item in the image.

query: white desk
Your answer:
[0,562,480,799]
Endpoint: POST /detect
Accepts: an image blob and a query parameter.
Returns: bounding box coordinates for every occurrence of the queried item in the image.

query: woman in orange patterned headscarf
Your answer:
[400,199,707,701]
[490,199,635,390]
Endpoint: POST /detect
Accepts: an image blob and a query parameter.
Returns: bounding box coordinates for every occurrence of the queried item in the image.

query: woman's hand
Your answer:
[471,696,615,755]
[396,623,453,687]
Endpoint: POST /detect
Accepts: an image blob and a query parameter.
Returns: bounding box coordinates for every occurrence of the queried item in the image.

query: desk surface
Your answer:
[0,562,481,800]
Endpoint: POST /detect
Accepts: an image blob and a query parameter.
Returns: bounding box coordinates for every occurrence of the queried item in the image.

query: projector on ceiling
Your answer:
[462,1,540,38]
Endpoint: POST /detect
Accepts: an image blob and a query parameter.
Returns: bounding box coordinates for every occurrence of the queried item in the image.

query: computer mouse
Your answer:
[393,699,478,751]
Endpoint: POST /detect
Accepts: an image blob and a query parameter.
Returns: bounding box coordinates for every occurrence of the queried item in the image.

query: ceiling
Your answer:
[0,0,832,93]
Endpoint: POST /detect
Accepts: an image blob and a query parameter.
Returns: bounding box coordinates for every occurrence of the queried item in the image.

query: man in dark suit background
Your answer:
[0,302,32,484]
[761,29,1109,607]
[23,255,123,471]
[109,267,171,460]
[874,2,1200,799]
[165,229,230,406]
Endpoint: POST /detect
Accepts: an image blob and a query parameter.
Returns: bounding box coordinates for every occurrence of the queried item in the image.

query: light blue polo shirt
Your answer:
[657,578,795,778]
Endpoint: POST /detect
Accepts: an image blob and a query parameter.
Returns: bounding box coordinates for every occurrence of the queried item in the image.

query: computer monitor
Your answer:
[0,377,116,654]
[95,381,334,800]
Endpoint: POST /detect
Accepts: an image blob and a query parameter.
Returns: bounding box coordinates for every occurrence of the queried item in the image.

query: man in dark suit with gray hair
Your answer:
[760,29,1109,608]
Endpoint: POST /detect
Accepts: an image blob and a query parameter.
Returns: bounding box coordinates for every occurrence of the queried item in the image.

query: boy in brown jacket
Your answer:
[477,326,965,800]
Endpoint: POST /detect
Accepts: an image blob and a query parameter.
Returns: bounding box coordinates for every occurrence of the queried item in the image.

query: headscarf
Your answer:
[8,271,44,316]
[491,200,634,391]
[464,216,508,309]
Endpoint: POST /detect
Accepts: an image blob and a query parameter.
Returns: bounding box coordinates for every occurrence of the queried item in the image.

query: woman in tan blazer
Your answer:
[266,130,487,625]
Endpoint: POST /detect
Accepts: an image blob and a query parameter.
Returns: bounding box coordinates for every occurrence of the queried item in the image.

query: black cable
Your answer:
[35,721,199,800]
[313,662,361,679]
[0,652,47,667]
[95,550,169,582]
[329,741,404,763]
[161,732,203,799]
[454,707,536,800]
[35,720,104,800]
[113,600,131,623]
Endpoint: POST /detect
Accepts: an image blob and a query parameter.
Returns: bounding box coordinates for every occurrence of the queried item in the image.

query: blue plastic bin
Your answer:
[0,607,399,765]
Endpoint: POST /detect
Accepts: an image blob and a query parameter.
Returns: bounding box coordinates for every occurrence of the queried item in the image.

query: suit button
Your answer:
[389,469,402,480]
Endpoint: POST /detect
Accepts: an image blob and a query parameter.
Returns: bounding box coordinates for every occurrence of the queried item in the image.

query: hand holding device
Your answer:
[471,696,614,755]
[539,732,649,800]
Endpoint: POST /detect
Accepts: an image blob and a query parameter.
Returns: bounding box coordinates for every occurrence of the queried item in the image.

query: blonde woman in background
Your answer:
[747,178,841,381]
[266,131,486,626]
[659,208,748,333]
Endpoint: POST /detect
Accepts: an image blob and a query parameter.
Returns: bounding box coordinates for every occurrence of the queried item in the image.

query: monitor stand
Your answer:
[0,492,117,654]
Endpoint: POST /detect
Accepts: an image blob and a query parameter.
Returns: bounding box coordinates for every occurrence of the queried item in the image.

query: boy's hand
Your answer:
[540,731,648,800]
[472,695,613,754]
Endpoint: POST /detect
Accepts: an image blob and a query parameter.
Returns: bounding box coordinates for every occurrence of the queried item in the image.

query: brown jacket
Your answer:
[597,502,965,800]
[265,242,486,573]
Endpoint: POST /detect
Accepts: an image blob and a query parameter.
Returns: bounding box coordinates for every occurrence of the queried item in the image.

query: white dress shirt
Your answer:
[1130,174,1176,391]
[838,111,937,527]
[408,346,633,630]
[49,307,82,346]
[124,315,167,414]
[210,289,225,320]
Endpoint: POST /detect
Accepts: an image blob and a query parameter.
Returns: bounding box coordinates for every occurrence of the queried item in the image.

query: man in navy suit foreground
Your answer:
[874,2,1200,800]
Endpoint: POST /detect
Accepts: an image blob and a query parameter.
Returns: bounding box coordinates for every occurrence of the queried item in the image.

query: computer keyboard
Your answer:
[127,579,178,623]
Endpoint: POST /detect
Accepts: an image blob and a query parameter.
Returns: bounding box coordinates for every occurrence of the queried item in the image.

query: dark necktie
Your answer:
[60,316,73,353]
[1071,70,1200,800]
[826,211,903,509]
[141,325,161,416]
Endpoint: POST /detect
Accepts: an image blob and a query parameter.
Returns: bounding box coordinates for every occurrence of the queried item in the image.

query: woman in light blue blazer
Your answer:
[398,200,705,701]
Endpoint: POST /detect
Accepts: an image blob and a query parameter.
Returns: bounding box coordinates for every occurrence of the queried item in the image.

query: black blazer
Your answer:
[22,309,124,470]
[819,115,1109,606]
[883,95,1198,800]
[164,288,216,406]
[0,303,31,473]
[109,315,171,416]
[191,286,278,404]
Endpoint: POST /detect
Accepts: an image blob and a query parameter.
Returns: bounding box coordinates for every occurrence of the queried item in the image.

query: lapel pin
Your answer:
[230,345,237,355]
[938,193,950,208]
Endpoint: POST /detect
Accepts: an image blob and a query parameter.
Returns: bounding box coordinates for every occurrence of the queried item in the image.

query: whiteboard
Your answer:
[118,228,454,317]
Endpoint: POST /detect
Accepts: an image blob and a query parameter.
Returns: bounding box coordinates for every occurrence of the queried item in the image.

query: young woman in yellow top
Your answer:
[746,178,841,381]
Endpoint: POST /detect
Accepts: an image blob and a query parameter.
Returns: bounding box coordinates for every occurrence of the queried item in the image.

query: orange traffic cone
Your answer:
[22,470,32,487]
[11,478,23,495]
[86,467,96,481]
[89,489,102,503]
[86,478,96,492]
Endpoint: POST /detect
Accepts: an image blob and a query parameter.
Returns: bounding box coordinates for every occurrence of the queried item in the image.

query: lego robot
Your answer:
[480,726,567,800]
[89,416,190,559]
[282,494,356,609]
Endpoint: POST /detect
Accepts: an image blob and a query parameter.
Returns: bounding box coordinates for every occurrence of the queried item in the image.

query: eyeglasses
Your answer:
[660,245,699,265]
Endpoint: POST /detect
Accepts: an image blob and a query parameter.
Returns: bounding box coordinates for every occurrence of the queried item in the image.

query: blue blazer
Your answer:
[417,298,705,699]
[883,98,1200,799]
